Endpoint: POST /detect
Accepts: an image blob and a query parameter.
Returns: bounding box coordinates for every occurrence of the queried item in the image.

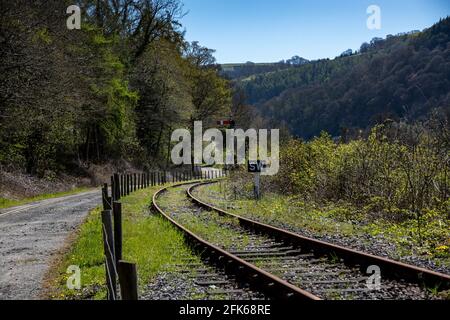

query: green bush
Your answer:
[268,123,449,246]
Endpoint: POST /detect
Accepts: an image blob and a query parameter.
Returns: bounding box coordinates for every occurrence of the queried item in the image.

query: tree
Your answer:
[286,55,308,65]
[184,42,231,125]
[340,49,353,57]
[81,0,185,59]
[132,39,191,160]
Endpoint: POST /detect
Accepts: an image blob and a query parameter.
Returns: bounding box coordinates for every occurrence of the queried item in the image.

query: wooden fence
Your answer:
[100,168,226,300]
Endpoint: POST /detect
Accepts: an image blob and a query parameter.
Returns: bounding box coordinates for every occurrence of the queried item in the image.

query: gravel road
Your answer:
[0,190,101,300]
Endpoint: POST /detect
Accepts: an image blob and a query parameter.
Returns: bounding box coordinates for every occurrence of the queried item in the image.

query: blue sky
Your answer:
[181,0,450,63]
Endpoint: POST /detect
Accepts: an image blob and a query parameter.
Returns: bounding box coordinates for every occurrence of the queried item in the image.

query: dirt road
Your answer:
[0,190,101,300]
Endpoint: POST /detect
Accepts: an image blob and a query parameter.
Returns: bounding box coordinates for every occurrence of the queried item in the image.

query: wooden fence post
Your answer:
[129,174,132,194]
[118,261,138,300]
[137,174,140,190]
[119,175,122,197]
[113,202,122,265]
[101,210,116,300]
[102,183,111,211]
[114,173,120,201]
[110,176,115,201]
[129,174,132,193]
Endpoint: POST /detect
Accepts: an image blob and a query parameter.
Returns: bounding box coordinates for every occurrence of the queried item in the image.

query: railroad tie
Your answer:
[314,288,374,294]
[233,249,303,258]
[301,278,367,285]
[207,289,246,296]
[195,280,230,286]
[188,273,224,279]
[229,246,294,255]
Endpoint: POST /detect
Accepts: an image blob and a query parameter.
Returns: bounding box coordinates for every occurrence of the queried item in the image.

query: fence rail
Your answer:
[100,168,227,300]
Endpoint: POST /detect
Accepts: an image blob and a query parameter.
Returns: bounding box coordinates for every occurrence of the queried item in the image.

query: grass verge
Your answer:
[0,187,93,210]
[45,184,198,300]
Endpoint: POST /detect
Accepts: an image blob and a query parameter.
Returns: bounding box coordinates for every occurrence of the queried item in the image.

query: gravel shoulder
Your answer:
[0,190,101,300]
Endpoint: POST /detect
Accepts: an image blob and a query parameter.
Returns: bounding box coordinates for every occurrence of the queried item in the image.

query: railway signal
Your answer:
[217,119,236,128]
[247,160,267,173]
[248,160,267,200]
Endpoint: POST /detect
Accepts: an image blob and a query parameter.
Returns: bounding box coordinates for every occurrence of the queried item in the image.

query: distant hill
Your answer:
[236,17,450,139]
[220,56,309,80]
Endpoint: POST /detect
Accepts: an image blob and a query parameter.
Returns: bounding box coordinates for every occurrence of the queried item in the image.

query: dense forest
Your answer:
[0,0,243,177]
[235,18,450,139]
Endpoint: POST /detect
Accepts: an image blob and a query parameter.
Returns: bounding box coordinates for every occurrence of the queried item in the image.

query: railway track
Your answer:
[152,181,450,301]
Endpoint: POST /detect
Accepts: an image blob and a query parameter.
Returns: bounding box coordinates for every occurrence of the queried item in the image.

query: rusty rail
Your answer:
[152,182,321,300]
[187,181,450,293]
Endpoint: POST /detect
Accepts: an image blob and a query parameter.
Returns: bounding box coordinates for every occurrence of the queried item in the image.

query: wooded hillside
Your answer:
[236,18,450,139]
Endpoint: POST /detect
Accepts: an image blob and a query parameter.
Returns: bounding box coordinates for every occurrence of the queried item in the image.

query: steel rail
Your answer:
[152,182,321,300]
[187,181,450,292]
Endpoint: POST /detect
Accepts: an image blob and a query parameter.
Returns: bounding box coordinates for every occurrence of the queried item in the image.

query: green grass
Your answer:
[0,187,93,210]
[47,185,199,300]
[194,183,356,237]
[156,186,262,252]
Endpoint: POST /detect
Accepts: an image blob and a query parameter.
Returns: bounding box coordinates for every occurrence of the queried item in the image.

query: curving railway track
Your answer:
[152,181,450,301]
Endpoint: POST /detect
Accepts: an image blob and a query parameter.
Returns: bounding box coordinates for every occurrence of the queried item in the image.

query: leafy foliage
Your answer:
[0,0,232,175]
[270,119,449,248]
